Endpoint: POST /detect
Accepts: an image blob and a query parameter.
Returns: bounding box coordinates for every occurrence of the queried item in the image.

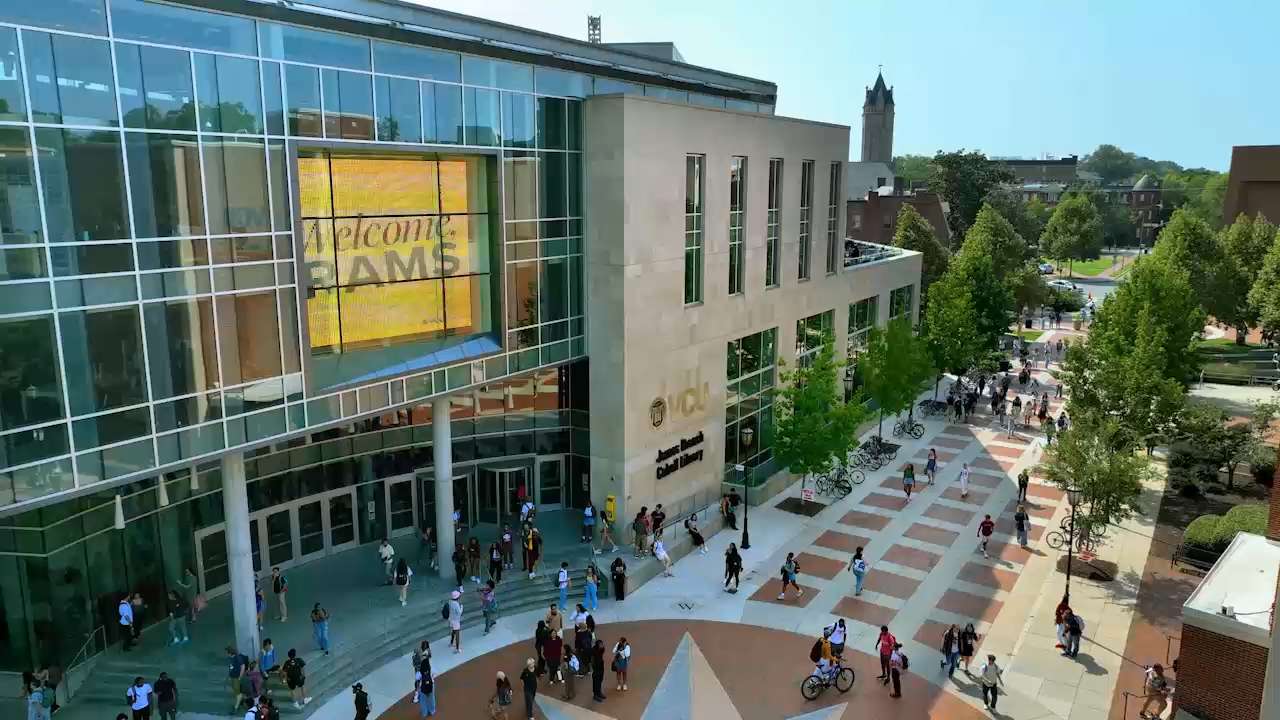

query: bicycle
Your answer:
[1046,529,1100,553]
[892,418,925,439]
[800,661,855,700]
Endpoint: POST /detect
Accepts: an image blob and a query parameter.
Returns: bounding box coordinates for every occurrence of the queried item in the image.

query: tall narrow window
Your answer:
[766,158,782,288]
[683,154,705,304]
[826,161,842,274]
[728,156,747,295]
[798,160,814,280]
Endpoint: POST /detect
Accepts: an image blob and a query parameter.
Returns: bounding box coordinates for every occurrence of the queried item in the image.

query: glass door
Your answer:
[249,517,263,574]
[327,490,357,551]
[195,528,229,595]
[386,475,416,538]
[535,456,565,510]
[297,500,326,560]
[263,508,295,569]
[477,467,528,526]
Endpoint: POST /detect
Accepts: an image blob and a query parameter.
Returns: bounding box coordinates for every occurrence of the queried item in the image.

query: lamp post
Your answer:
[1064,485,1083,602]
[738,426,754,550]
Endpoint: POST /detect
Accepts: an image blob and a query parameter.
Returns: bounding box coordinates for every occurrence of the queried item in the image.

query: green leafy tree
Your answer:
[859,318,934,437]
[1025,196,1051,243]
[983,187,1041,248]
[1081,144,1139,184]
[892,154,932,188]
[959,204,1030,281]
[891,204,949,305]
[1189,173,1229,228]
[1040,412,1152,540]
[1217,213,1278,343]
[1008,263,1049,327]
[1041,194,1103,276]
[922,272,983,396]
[772,335,871,486]
[927,150,1015,244]
[1248,224,1280,341]
[1151,208,1233,322]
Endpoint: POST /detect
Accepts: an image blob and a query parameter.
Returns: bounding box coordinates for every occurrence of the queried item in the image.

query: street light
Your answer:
[738,426,755,550]
[1064,485,1083,602]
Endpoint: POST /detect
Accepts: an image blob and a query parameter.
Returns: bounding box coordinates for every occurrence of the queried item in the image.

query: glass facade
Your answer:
[798,160,814,281]
[889,284,914,320]
[847,296,878,397]
[826,161,842,274]
[795,309,834,367]
[724,327,777,485]
[766,158,782,288]
[683,154,704,304]
[728,156,747,295]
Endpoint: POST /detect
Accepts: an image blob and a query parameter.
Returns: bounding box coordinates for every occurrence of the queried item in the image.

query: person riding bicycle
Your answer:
[809,628,837,683]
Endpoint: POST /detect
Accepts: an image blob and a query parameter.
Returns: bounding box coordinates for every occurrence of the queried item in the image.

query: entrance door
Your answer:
[297,499,326,561]
[195,528,229,594]
[262,508,294,569]
[477,467,527,526]
[386,475,417,538]
[327,489,357,551]
[535,456,565,510]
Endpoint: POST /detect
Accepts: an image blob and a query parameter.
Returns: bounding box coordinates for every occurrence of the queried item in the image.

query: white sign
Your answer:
[801,488,815,503]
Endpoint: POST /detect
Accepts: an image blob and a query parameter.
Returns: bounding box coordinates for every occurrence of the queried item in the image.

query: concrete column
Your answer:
[432,399,455,581]
[221,452,259,656]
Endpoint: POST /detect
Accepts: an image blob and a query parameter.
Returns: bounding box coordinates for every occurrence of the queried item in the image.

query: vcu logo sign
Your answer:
[652,368,711,430]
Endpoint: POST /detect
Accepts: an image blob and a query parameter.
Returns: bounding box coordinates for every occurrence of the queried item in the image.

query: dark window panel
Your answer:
[115,44,195,131]
[110,0,256,55]
[71,406,151,450]
[49,242,133,276]
[143,298,218,401]
[193,54,263,135]
[215,291,282,386]
[539,151,567,219]
[0,421,67,479]
[537,97,566,150]
[503,152,538,222]
[35,128,129,243]
[372,41,459,83]
[375,76,420,143]
[284,65,322,138]
[502,92,535,149]
[0,29,27,122]
[268,140,290,233]
[25,32,117,127]
[0,128,41,245]
[539,257,568,322]
[136,238,209,271]
[259,22,370,71]
[327,71,372,141]
[201,137,270,235]
[464,88,500,146]
[125,132,205,239]
[59,306,147,415]
[566,101,582,152]
[262,62,285,136]
[423,82,463,144]
[0,316,65,431]
[0,248,46,281]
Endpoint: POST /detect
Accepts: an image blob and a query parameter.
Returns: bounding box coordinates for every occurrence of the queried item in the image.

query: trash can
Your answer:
[1024,318,1033,329]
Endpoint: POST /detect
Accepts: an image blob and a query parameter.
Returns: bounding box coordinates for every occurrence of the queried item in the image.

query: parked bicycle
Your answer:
[892,418,925,439]
[800,660,855,700]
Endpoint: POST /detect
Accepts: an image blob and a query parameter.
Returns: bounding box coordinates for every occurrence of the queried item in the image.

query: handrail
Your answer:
[67,626,105,671]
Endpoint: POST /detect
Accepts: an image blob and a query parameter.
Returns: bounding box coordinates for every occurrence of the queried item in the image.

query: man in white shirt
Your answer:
[958,464,971,498]
[557,562,571,609]
[126,676,153,720]
[978,654,1005,710]
[378,540,395,585]
[119,596,135,652]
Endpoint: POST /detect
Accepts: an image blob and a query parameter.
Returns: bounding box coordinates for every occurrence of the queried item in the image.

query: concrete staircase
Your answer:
[74,570,590,716]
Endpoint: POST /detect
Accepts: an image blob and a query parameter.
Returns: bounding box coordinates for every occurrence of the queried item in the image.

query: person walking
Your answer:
[118,594,135,652]
[583,564,599,611]
[653,537,673,577]
[481,580,498,634]
[153,673,177,720]
[225,646,248,712]
[582,503,596,544]
[546,603,564,634]
[126,676,154,720]
[1054,595,1071,649]
[958,463,971,498]
[1044,415,1057,446]
[352,683,370,720]
[849,547,867,596]
[129,592,146,643]
[977,514,995,559]
[557,562,572,608]
[412,640,431,679]
[563,649,579,701]
[1016,469,1030,503]
[591,639,607,702]
[1139,664,1170,720]
[242,661,264,706]
[491,672,513,720]
[282,649,310,709]
[925,449,938,485]
[829,619,847,658]
[270,567,288,622]
[259,638,278,688]
[452,545,467,591]
[545,630,564,685]
[1014,504,1030,549]
[888,643,906,698]
[310,604,330,655]
[978,654,1005,710]
[500,525,514,570]
[447,591,463,653]
[902,463,916,502]
[612,637,630,691]
[631,511,649,559]
[940,625,959,677]
[394,558,414,607]
[467,537,482,584]
[598,519,616,554]
[777,552,803,600]
[519,659,538,720]
[254,583,265,631]
[27,679,50,720]
[488,541,503,585]
[959,623,979,674]
[166,590,189,645]
[528,528,543,578]
[378,539,396,585]
[534,621,549,677]
[610,557,627,600]
[874,626,896,684]
[521,524,534,575]
[418,526,436,571]
[1064,610,1084,657]
[413,662,436,718]
[724,543,742,593]
[36,666,60,716]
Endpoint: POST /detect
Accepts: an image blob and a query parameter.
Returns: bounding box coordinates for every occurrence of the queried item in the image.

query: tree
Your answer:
[859,318,934,437]
[893,154,932,189]
[959,204,1030,281]
[1151,208,1233,322]
[922,271,983,396]
[1008,263,1048,327]
[983,187,1040,248]
[1169,401,1278,489]
[1248,224,1280,342]
[1025,197,1051,242]
[1218,213,1279,343]
[1041,194,1103,276]
[927,150,1015,244]
[891,204,949,305]
[1188,173,1229,228]
[1081,144,1139,185]
[1040,412,1152,540]
[772,335,871,488]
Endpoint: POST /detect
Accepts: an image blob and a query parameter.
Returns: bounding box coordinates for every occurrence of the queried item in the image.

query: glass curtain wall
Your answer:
[0,1,587,510]
[889,284,914,320]
[794,309,833,367]
[724,327,777,485]
[846,296,878,398]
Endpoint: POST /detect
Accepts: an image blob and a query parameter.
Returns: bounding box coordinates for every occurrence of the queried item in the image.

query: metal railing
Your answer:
[67,626,106,671]
[843,239,903,268]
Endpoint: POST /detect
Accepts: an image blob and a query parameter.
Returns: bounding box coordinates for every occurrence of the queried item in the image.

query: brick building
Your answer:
[1223,145,1280,224]
[846,190,950,248]
[995,155,1079,184]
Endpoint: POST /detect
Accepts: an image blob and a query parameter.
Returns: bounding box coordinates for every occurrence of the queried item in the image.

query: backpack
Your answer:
[809,639,823,663]
[441,602,450,621]
[395,567,408,586]
[899,653,909,671]
[497,685,513,706]
[39,690,53,709]
[1067,613,1082,634]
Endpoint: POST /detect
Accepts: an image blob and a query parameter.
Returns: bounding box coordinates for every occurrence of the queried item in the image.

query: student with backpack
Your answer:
[1014,505,1030,548]
[153,673,178,720]
[481,580,498,634]
[888,643,907,698]
[281,648,310,708]
[271,566,289,621]
[27,680,52,720]
[557,562,572,609]
[125,676,154,720]
[226,646,248,712]
[978,654,1005,710]
[414,662,436,718]
[1064,611,1084,657]
[874,626,896,684]
[491,672,514,719]
[849,547,868,596]
[394,558,414,607]
[777,552,803,601]
[1139,664,1170,720]
[809,628,836,683]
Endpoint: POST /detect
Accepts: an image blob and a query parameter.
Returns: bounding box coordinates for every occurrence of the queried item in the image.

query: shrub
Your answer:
[1183,515,1220,550]
[1254,459,1276,488]
[1184,505,1268,552]
[1047,288,1085,313]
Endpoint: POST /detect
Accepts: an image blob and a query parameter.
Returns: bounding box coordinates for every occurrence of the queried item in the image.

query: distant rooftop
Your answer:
[1183,531,1280,647]
[993,155,1079,166]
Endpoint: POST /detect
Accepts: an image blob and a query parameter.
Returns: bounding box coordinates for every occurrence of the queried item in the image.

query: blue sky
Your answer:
[415,0,1279,170]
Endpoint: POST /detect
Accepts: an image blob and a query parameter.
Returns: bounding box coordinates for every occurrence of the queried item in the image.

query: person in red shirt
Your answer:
[977,515,995,559]
[874,626,897,684]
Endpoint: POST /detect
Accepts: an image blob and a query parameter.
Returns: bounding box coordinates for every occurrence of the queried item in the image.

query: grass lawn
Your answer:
[1113,260,1135,278]
[1016,329,1045,342]
[1063,255,1118,277]
[1195,338,1266,354]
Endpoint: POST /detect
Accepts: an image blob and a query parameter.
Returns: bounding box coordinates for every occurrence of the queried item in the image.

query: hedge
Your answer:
[1183,504,1268,552]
